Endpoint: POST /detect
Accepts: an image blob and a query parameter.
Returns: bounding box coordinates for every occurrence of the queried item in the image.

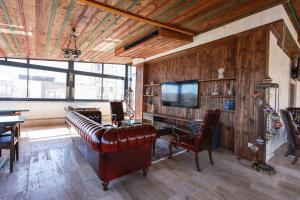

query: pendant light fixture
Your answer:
[62,28,81,60]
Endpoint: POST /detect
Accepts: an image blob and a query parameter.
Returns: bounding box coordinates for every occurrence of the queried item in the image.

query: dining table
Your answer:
[0,115,27,170]
[0,108,29,116]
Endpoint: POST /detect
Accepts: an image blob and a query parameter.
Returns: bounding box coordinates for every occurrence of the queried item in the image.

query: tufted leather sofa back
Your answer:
[65,111,156,153]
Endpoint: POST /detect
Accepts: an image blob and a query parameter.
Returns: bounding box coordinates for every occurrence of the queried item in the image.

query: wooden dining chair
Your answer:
[0,125,19,173]
[169,110,221,172]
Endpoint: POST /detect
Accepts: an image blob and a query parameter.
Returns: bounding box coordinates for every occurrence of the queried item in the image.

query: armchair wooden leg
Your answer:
[285,144,292,157]
[208,148,214,165]
[102,181,109,191]
[292,150,299,165]
[168,143,173,159]
[195,151,201,172]
[142,168,149,176]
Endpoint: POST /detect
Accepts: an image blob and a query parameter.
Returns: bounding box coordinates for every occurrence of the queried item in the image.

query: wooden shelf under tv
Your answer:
[199,77,236,82]
[222,110,235,113]
[209,95,236,98]
[144,84,160,87]
[143,95,158,97]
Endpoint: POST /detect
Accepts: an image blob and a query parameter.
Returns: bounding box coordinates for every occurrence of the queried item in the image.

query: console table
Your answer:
[143,112,202,134]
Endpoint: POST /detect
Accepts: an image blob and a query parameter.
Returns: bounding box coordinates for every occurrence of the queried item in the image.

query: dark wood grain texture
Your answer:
[135,21,296,160]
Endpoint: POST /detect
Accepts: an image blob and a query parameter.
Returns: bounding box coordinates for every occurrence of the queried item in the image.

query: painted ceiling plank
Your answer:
[56,5,88,58]
[18,0,30,57]
[89,0,190,61]
[35,0,39,58]
[77,0,123,49]
[0,0,22,55]
[43,0,58,56]
[49,0,75,56]
[0,33,13,55]
[90,0,197,61]
[80,0,139,59]
[78,0,195,36]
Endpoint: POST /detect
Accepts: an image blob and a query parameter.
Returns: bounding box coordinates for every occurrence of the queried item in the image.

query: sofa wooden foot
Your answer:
[102,181,109,191]
[142,168,148,176]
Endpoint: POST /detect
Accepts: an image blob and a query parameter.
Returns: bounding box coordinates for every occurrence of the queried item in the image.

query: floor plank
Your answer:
[0,126,299,200]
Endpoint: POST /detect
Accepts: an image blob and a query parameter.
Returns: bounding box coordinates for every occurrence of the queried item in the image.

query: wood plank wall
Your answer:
[135,25,271,160]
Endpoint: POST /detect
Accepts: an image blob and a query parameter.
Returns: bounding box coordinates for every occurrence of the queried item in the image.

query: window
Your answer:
[74,75,102,100]
[30,59,68,69]
[0,59,130,101]
[28,69,66,99]
[103,64,125,76]
[102,78,124,100]
[74,62,102,73]
[7,58,27,63]
[0,66,27,98]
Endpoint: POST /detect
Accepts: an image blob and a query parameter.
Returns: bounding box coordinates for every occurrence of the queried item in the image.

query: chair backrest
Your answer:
[280,109,295,148]
[110,101,124,122]
[196,110,221,145]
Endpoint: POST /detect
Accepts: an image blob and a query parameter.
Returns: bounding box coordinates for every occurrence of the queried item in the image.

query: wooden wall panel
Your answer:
[142,37,238,151]
[235,27,269,160]
[135,24,273,159]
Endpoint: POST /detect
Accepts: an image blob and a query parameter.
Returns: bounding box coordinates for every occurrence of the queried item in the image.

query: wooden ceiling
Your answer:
[284,0,300,42]
[0,0,286,64]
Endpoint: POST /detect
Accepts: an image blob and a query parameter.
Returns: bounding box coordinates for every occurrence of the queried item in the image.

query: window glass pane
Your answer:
[75,75,102,100]
[0,66,27,98]
[103,64,125,77]
[7,58,27,63]
[74,62,102,73]
[28,69,66,99]
[30,59,68,69]
[102,78,124,100]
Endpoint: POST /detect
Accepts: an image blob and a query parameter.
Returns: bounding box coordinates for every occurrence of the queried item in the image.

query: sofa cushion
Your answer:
[65,111,156,153]
[101,125,156,153]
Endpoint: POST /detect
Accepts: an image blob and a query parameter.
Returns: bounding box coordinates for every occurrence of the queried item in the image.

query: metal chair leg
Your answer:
[15,142,19,161]
[10,147,14,173]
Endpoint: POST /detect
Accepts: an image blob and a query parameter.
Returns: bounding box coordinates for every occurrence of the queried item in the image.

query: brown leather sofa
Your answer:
[65,110,156,190]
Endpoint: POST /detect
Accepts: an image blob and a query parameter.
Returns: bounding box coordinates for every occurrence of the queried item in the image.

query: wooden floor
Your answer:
[0,126,299,200]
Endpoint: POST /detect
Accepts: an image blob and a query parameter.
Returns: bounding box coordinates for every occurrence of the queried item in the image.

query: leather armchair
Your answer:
[280,109,300,164]
[169,110,221,171]
[110,101,125,125]
[65,111,156,190]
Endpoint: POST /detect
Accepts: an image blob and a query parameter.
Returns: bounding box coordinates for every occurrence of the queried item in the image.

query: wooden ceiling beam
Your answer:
[77,0,196,36]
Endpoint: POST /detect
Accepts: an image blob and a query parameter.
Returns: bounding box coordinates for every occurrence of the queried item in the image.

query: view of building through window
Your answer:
[102,78,124,100]
[74,75,102,100]
[0,66,27,98]
[0,59,133,101]
[28,69,66,99]
[103,64,126,76]
[74,62,102,73]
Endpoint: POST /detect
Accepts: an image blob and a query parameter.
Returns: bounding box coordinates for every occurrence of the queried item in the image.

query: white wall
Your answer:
[0,101,111,119]
[133,4,299,65]
[266,32,294,160]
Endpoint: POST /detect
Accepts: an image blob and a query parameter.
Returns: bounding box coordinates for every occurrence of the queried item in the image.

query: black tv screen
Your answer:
[161,80,199,108]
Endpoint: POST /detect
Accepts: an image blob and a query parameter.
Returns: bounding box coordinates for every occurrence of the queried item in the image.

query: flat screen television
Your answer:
[161,80,199,108]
